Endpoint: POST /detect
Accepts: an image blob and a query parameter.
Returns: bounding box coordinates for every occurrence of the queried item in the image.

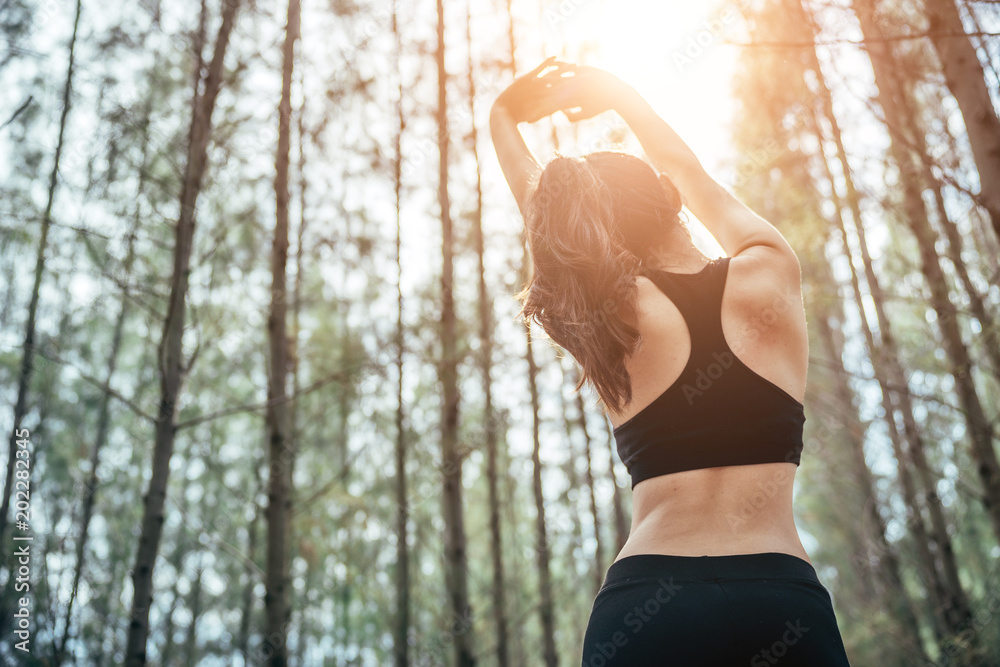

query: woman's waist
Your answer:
[618,520,809,558]
[629,462,796,521]
[621,467,808,564]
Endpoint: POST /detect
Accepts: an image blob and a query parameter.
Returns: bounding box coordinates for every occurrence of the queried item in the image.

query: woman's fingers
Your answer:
[527,56,558,78]
[547,61,578,76]
[538,65,577,81]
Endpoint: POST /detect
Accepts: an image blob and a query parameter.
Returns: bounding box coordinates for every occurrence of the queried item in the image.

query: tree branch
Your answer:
[32,346,156,424]
[1,95,32,130]
[174,361,373,431]
[724,31,1000,49]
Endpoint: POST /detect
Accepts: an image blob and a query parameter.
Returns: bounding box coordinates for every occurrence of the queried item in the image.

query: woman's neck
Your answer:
[642,229,706,274]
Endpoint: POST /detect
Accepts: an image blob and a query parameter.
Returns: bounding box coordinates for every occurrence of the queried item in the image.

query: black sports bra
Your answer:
[613,257,805,488]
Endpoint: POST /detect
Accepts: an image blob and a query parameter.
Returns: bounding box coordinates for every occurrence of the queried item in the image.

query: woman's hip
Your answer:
[581,551,852,666]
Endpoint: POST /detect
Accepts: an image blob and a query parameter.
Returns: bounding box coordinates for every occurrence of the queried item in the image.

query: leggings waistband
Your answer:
[601,551,820,588]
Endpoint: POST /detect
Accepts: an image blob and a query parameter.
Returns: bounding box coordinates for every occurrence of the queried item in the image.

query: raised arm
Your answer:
[490,58,575,218]
[489,106,540,219]
[545,63,800,277]
[616,90,795,263]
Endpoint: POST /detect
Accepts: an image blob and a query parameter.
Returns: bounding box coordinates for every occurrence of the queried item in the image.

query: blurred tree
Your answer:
[469,1,511,664]
[262,0,300,663]
[922,0,1000,242]
[125,0,243,663]
[436,0,476,664]
[0,0,82,547]
[855,0,1000,555]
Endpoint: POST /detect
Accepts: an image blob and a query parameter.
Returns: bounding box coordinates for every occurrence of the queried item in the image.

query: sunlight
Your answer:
[540,0,739,172]
[533,0,743,256]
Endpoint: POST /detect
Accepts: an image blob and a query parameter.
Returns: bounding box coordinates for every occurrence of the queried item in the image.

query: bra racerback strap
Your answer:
[640,257,732,358]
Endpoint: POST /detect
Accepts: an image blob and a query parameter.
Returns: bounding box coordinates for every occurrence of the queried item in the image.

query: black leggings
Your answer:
[582,552,852,666]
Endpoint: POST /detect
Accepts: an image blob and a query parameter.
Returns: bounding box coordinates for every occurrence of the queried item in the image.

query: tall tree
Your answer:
[527,326,558,667]
[856,0,1000,551]
[0,0,82,545]
[436,1,476,664]
[57,93,150,666]
[809,250,928,662]
[923,0,1000,241]
[603,418,629,555]
[467,1,509,664]
[788,0,973,642]
[575,383,604,594]
[392,2,411,665]
[288,61,308,663]
[502,3,557,663]
[264,0,301,663]
[125,1,242,662]
[809,104,950,645]
[238,461,264,663]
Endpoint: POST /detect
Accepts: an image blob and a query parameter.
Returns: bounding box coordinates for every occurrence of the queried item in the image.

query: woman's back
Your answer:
[609,253,812,564]
[490,59,851,665]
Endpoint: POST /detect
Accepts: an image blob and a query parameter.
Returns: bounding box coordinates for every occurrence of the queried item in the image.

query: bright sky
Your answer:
[518,0,742,256]
[537,0,740,173]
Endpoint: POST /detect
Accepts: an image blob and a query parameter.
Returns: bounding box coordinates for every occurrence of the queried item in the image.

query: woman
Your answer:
[490,58,852,666]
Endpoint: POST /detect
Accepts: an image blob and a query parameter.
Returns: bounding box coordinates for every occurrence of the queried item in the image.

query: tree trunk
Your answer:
[808,102,952,643]
[602,417,629,554]
[237,464,262,664]
[791,0,973,640]
[392,2,411,665]
[527,328,559,667]
[436,2,476,664]
[810,254,928,661]
[923,0,1000,241]
[558,372,585,569]
[285,60,308,661]
[576,388,604,593]
[159,586,181,667]
[263,0,299,664]
[125,2,241,663]
[56,88,152,665]
[183,560,205,665]
[468,1,509,663]
[857,0,1000,552]
[0,0,81,545]
[913,115,1000,388]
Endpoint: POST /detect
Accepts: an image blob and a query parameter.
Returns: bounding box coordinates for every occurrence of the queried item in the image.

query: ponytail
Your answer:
[517,156,644,414]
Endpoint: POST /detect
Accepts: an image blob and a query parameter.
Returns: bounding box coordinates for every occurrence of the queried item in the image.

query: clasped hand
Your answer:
[492,56,628,124]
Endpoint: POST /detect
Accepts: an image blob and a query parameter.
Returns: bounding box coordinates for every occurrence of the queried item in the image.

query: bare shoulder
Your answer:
[725,246,807,352]
[621,274,671,325]
[619,274,687,343]
[727,245,802,305]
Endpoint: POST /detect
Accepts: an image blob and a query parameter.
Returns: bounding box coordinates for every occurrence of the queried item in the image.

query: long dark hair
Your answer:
[517,151,685,413]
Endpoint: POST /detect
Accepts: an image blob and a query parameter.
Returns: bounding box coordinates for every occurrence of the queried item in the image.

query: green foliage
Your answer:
[3,0,999,663]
